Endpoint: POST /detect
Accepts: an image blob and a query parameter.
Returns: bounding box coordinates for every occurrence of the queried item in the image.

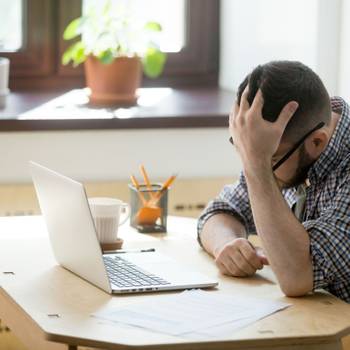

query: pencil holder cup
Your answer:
[129,183,168,233]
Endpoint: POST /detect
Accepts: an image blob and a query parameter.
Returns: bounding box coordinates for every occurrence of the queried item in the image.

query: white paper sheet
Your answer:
[93,290,290,337]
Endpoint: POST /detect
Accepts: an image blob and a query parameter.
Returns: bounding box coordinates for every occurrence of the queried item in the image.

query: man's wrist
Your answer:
[242,159,272,181]
[213,235,240,258]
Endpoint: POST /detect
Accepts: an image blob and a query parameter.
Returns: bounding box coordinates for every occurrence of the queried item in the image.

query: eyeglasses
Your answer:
[229,121,325,171]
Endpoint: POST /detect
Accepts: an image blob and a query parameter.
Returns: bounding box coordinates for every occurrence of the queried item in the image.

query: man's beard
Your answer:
[280,145,314,189]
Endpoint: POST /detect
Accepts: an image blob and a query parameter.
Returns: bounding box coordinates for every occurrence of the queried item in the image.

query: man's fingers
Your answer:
[239,242,264,270]
[216,253,249,277]
[216,260,230,276]
[233,102,239,116]
[215,238,269,278]
[260,256,269,265]
[224,257,247,277]
[277,101,298,129]
[256,247,269,265]
[229,103,237,127]
[229,103,239,127]
[230,250,256,275]
[250,89,264,116]
[217,260,243,277]
[239,85,250,112]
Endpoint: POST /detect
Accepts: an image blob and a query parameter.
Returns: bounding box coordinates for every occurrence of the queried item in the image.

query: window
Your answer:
[0,0,54,85]
[0,0,23,51]
[83,0,186,53]
[0,0,219,90]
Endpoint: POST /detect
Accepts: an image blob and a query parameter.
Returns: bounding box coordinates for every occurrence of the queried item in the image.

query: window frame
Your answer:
[1,0,55,78]
[2,0,220,90]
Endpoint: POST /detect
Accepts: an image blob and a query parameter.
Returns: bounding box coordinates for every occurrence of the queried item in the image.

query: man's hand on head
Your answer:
[229,86,298,174]
[214,238,269,277]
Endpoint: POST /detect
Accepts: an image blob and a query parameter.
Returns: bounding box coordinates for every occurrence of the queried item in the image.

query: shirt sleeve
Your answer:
[197,171,256,246]
[303,179,350,291]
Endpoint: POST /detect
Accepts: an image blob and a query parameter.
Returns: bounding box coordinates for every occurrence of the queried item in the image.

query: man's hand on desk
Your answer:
[214,238,269,277]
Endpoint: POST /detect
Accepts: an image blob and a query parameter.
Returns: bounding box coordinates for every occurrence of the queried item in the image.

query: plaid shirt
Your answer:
[198,96,350,303]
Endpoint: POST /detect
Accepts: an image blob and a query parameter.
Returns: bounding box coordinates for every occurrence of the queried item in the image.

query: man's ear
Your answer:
[304,129,329,158]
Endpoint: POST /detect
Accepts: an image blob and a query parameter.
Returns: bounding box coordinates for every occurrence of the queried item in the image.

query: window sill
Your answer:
[0,88,233,131]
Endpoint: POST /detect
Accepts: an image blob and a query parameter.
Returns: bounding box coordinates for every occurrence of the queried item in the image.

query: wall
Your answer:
[219,0,342,97]
[339,0,350,100]
[8,0,350,184]
[0,128,242,183]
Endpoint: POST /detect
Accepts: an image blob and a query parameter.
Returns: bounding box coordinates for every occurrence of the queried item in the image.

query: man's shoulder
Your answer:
[331,96,348,114]
[322,152,350,195]
[337,152,350,184]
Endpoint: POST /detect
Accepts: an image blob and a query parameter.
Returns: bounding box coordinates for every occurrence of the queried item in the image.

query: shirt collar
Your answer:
[308,96,350,183]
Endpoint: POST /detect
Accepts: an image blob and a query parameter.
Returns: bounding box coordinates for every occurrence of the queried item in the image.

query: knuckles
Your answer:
[246,249,257,261]
[214,238,262,278]
[233,237,246,248]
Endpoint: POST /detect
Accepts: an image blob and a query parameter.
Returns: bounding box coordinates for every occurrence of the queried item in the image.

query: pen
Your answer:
[104,248,156,254]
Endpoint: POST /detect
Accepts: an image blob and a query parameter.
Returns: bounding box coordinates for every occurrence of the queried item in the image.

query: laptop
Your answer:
[30,161,218,294]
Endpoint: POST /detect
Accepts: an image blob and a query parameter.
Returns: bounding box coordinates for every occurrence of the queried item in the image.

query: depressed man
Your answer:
[198,60,350,302]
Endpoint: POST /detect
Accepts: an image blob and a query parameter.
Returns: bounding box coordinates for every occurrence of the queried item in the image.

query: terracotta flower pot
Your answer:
[84,56,142,106]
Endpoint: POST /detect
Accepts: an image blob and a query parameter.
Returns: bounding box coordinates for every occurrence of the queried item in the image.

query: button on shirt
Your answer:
[197,96,350,303]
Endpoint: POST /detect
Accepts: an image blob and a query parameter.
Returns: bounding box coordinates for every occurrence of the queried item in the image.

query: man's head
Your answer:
[236,60,332,188]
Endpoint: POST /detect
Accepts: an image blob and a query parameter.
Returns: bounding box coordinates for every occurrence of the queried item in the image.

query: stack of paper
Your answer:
[93,290,290,339]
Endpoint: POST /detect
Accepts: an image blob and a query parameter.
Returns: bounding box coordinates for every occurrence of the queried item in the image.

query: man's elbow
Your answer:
[281,285,311,297]
[279,280,313,297]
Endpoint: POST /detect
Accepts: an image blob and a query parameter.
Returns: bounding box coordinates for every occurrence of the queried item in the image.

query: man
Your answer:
[198,60,350,302]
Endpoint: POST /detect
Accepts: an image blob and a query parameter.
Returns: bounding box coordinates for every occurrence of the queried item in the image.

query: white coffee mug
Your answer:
[88,197,130,244]
[0,57,10,108]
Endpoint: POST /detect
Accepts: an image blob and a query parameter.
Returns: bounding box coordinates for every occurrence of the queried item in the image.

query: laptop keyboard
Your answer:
[103,255,171,289]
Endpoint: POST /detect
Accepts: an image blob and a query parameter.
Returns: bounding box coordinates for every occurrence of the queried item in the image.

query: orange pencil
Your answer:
[152,174,177,204]
[130,174,147,206]
[139,165,156,199]
[161,174,177,191]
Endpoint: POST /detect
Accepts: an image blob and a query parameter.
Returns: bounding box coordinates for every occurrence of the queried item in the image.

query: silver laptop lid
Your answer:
[30,161,112,293]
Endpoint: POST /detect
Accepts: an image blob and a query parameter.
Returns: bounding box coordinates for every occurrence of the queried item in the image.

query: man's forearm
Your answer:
[244,166,313,296]
[200,213,246,257]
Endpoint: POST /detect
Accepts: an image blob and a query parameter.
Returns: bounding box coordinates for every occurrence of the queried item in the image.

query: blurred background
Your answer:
[0,0,348,220]
[0,2,349,348]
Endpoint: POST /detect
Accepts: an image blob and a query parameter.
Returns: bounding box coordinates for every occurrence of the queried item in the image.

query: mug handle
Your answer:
[118,203,130,226]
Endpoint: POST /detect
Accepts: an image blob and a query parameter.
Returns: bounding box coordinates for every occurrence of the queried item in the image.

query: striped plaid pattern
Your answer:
[198,96,350,302]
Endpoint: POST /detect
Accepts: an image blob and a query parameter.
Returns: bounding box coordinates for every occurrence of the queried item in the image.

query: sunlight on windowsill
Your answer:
[18,87,174,120]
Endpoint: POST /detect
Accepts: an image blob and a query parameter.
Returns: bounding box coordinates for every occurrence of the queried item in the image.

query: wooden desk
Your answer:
[0,215,349,350]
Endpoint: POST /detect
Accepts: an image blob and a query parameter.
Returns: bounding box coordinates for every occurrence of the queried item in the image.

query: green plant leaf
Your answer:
[144,21,162,32]
[142,48,166,78]
[62,49,72,66]
[98,50,115,64]
[61,41,86,66]
[102,0,112,16]
[72,42,86,66]
[63,18,82,40]
[62,3,167,70]
[62,42,77,65]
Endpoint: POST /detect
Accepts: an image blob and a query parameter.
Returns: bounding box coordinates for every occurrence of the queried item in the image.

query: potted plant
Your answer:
[62,1,167,105]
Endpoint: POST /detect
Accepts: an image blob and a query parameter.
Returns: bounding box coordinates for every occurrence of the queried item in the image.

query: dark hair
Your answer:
[237,61,331,143]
